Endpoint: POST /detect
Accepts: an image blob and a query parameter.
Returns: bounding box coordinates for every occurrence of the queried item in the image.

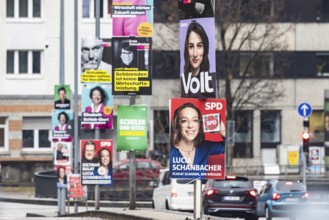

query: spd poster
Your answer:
[112,0,154,37]
[112,37,152,95]
[80,139,113,185]
[169,98,226,179]
[53,142,72,167]
[117,105,148,151]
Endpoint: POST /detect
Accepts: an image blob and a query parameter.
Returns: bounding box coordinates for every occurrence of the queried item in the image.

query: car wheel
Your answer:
[165,200,169,210]
[265,207,272,220]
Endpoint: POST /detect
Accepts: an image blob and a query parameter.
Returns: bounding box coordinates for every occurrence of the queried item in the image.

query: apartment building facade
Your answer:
[1,0,329,184]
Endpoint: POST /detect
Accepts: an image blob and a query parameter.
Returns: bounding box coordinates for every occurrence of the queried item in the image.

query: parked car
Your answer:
[256,180,309,220]
[152,168,201,211]
[112,158,162,179]
[202,176,258,220]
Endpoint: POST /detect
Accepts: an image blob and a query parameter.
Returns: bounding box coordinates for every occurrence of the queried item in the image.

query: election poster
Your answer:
[81,38,112,83]
[179,17,217,98]
[117,105,148,151]
[80,139,113,185]
[53,141,72,167]
[112,0,154,37]
[81,83,113,130]
[51,110,73,142]
[169,98,226,179]
[67,174,87,200]
[54,85,71,110]
[178,0,215,20]
[112,37,152,95]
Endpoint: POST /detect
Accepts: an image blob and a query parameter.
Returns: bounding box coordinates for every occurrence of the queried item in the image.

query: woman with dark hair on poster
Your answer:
[181,21,215,98]
[170,102,225,177]
[94,148,112,177]
[82,86,112,129]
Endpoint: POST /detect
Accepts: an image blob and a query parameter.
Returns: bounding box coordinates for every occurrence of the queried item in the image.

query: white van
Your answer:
[152,168,200,211]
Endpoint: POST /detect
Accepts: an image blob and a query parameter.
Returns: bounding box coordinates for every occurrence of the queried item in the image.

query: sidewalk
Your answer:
[0,187,221,220]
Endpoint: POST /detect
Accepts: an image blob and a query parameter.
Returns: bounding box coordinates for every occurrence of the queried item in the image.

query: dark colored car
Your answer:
[256,180,309,220]
[112,158,162,179]
[202,176,258,220]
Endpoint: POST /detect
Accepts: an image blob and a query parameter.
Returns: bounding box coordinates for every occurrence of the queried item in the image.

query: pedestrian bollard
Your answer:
[57,183,67,216]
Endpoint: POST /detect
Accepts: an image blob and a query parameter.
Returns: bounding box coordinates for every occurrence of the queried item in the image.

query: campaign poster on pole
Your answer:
[51,110,73,142]
[81,83,113,130]
[117,105,148,151]
[81,38,112,83]
[179,17,217,98]
[169,98,226,179]
[80,139,113,185]
[112,37,152,95]
[54,85,71,110]
[53,141,72,167]
[67,174,87,200]
[112,0,154,37]
[178,0,215,20]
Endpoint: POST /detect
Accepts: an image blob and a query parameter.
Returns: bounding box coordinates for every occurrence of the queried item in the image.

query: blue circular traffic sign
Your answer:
[297,102,312,118]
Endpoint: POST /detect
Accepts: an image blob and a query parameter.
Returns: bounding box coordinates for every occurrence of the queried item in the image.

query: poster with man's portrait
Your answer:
[53,141,72,166]
[80,139,113,185]
[54,85,71,110]
[81,38,112,83]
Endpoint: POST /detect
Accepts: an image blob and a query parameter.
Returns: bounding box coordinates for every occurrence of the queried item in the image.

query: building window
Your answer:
[261,110,281,146]
[22,117,51,149]
[237,0,274,21]
[0,118,8,150]
[239,53,274,77]
[234,111,253,158]
[153,51,180,79]
[6,50,42,75]
[316,53,329,77]
[6,0,41,18]
[83,0,111,18]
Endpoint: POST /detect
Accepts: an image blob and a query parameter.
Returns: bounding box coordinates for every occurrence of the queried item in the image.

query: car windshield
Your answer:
[276,182,306,192]
[213,180,251,188]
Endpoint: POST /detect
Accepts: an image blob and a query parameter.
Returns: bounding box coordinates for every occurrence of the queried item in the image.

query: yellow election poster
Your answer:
[288,151,299,167]
[112,37,152,95]
[81,38,112,83]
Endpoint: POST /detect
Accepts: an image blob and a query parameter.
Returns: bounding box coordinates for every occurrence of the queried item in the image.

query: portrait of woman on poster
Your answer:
[57,166,67,185]
[53,111,72,142]
[181,21,216,98]
[82,86,112,129]
[170,103,225,174]
[94,148,112,177]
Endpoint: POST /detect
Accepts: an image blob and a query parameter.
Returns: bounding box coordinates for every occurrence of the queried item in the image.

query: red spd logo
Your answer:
[203,114,220,133]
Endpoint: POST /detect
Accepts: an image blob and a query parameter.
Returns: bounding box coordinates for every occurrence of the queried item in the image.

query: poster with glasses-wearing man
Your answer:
[80,139,113,185]
[112,37,152,95]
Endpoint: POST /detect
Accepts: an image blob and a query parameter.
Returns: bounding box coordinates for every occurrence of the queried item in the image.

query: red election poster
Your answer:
[80,139,113,185]
[169,98,226,179]
[67,174,87,200]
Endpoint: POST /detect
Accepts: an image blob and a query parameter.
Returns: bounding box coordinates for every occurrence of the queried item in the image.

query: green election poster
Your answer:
[117,105,148,151]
